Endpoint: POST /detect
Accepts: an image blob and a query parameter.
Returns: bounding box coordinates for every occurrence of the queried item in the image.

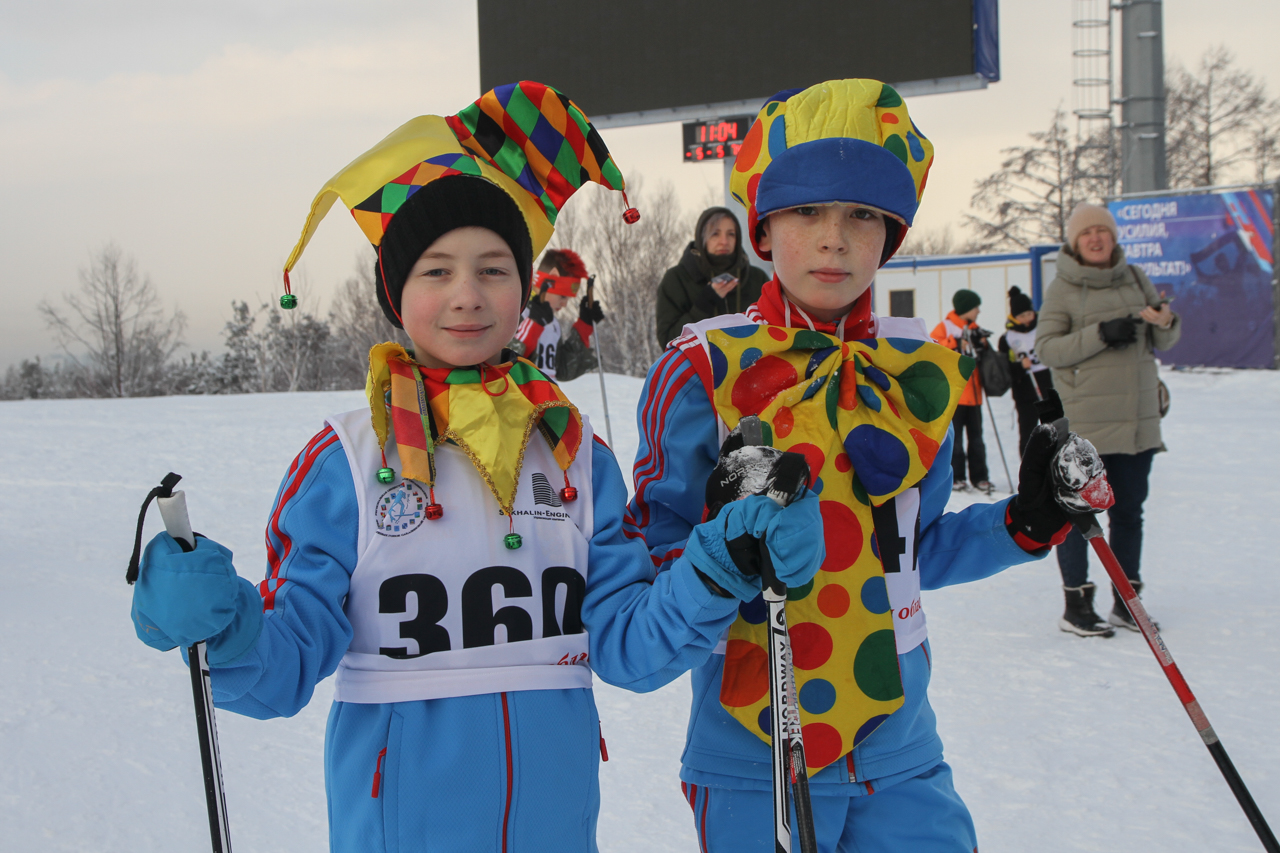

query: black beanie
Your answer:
[1008,286,1033,316]
[375,175,533,328]
[952,288,981,315]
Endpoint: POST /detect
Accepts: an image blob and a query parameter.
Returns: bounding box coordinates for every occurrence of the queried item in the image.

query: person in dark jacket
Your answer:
[655,206,769,347]
[997,285,1054,455]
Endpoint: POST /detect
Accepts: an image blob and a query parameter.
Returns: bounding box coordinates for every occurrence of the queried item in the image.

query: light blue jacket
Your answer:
[199,428,743,852]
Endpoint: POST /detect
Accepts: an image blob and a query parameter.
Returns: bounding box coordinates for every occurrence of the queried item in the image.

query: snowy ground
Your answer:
[1,366,1277,851]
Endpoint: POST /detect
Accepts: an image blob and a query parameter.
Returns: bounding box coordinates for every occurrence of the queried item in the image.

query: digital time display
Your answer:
[682,115,753,162]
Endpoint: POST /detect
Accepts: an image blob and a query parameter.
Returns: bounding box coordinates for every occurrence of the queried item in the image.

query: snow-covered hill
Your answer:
[1,367,1276,851]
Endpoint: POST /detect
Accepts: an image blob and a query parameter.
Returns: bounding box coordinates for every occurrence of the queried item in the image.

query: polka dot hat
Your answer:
[729,79,935,262]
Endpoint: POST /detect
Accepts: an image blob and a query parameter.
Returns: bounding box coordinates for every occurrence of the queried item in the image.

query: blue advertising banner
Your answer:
[1109,189,1275,368]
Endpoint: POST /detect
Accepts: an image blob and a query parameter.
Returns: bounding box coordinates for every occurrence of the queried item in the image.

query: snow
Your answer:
[1,367,1277,851]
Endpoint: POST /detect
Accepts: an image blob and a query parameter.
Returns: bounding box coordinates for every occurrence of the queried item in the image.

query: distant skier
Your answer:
[512,248,604,380]
[999,285,1055,454]
[127,83,824,853]
[932,289,993,493]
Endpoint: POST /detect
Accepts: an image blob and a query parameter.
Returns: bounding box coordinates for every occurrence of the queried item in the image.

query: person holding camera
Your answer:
[931,289,993,494]
[655,206,769,347]
[1037,203,1180,637]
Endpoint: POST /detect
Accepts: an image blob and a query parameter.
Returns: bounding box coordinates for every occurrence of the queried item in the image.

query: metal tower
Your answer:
[1072,0,1116,198]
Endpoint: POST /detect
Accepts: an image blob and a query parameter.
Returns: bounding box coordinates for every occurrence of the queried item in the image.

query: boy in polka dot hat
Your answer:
[629,79,1080,851]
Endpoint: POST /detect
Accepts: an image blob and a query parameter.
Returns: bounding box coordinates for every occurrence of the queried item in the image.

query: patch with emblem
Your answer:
[374,480,429,537]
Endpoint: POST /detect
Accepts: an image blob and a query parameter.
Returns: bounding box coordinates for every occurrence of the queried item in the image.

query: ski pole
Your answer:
[126,473,234,853]
[1039,402,1279,853]
[585,275,614,446]
[740,417,818,853]
[984,394,1014,493]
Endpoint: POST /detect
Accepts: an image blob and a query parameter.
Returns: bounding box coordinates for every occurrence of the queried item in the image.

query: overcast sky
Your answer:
[2,1,1278,371]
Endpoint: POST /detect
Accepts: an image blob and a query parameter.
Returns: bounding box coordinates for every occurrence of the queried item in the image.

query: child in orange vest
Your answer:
[931,289,992,493]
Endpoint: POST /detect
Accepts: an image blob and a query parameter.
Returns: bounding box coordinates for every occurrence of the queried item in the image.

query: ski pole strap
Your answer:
[126,472,183,585]
[758,540,786,599]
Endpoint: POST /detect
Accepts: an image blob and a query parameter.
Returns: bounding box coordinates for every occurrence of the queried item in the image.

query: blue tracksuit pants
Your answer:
[680,762,977,853]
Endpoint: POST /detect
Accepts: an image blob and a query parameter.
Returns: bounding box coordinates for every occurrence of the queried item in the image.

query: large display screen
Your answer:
[478,0,996,119]
[1108,189,1276,368]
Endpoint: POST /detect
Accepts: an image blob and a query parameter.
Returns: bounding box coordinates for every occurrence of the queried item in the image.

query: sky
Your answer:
[2,1,1278,371]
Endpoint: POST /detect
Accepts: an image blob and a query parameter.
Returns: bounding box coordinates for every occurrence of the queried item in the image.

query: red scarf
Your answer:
[751,276,875,341]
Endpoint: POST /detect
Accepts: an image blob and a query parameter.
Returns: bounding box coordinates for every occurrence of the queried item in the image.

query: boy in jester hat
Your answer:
[126,82,826,853]
[513,247,604,380]
[629,80,1094,851]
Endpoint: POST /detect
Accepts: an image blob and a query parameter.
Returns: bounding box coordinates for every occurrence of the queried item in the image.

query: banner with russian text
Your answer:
[1109,189,1275,368]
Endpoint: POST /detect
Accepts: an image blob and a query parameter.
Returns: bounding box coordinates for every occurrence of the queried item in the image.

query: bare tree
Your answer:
[1248,118,1280,183]
[546,179,691,377]
[1165,47,1275,188]
[329,254,410,388]
[897,225,981,256]
[964,109,1107,251]
[38,243,185,397]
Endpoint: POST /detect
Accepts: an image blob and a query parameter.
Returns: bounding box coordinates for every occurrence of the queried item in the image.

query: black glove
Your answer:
[1005,423,1073,552]
[1098,317,1139,347]
[578,296,604,326]
[526,298,555,326]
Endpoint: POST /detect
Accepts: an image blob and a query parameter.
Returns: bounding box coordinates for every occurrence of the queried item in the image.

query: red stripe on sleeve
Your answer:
[259,426,339,611]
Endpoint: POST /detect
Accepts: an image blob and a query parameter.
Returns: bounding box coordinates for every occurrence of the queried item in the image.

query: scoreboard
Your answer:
[683,115,753,162]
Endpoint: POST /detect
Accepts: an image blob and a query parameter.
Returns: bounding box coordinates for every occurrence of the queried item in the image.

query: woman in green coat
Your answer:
[655,206,769,347]
[1037,203,1180,638]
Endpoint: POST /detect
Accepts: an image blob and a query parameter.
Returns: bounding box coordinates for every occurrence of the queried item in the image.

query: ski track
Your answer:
[0,368,1275,851]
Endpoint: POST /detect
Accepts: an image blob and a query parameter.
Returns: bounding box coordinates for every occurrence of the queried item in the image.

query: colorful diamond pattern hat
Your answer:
[281,81,635,301]
[729,79,934,261]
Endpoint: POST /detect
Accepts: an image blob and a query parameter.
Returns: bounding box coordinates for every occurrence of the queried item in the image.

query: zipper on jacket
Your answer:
[599,724,609,762]
[371,747,387,798]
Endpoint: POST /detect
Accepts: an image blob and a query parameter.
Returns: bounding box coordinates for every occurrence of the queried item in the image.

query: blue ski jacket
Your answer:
[203,427,744,852]
[626,343,1043,795]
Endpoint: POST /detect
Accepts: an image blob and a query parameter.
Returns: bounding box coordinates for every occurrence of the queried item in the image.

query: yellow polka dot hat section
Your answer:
[706,324,971,771]
[729,79,935,260]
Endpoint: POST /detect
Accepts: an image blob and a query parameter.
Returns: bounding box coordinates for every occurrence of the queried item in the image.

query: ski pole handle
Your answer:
[158,490,195,553]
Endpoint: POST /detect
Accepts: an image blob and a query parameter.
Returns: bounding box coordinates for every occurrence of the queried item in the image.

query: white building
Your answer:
[872,248,1060,332]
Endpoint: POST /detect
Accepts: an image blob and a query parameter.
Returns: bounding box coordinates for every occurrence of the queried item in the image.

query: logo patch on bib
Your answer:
[375,481,428,537]
[531,473,563,507]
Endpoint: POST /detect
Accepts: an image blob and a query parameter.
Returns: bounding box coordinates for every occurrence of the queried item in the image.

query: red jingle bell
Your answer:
[425,503,444,520]
[622,208,640,224]
[559,486,578,503]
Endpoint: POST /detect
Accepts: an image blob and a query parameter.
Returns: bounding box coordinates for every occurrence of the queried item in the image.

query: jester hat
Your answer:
[281,81,635,310]
[729,79,934,263]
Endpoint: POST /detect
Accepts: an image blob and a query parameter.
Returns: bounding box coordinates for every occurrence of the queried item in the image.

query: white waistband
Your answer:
[334,662,593,704]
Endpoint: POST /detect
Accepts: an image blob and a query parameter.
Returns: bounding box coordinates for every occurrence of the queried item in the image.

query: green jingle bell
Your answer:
[280,293,298,310]
[376,467,396,484]
[503,532,523,550]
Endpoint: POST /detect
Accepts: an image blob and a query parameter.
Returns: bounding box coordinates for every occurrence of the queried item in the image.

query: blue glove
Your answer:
[685,491,825,601]
[131,532,263,665]
[763,489,825,586]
